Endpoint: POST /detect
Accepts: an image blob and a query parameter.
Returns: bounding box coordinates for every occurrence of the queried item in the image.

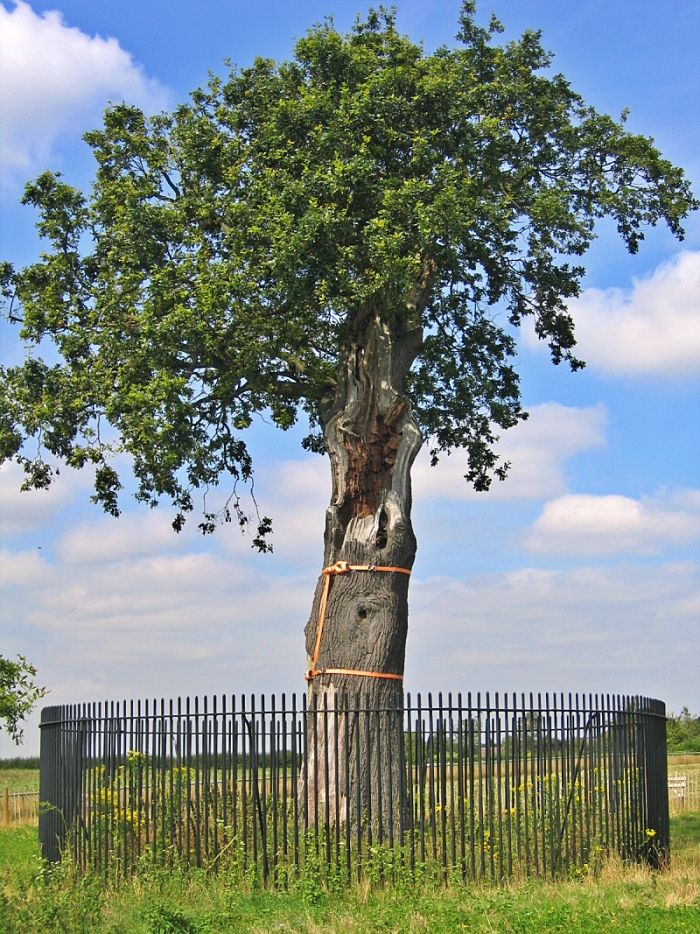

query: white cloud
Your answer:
[1,529,312,708]
[3,485,700,755]
[0,459,88,536]
[0,1,169,184]
[208,456,329,566]
[524,251,700,378]
[3,429,699,752]
[412,402,606,501]
[406,561,700,708]
[0,546,46,586]
[57,510,187,564]
[526,489,700,556]
[272,458,330,503]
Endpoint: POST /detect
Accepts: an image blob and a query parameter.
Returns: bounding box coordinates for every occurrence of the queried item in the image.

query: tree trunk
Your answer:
[303,307,423,830]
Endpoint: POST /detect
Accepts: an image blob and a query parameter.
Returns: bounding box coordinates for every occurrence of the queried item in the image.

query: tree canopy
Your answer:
[1,4,696,544]
[667,708,700,754]
[0,655,46,744]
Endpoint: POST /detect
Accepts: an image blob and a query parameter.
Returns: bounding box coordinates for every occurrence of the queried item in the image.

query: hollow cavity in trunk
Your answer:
[303,310,423,827]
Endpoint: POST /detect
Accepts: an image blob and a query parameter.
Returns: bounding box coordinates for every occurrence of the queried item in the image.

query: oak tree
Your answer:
[1,5,696,811]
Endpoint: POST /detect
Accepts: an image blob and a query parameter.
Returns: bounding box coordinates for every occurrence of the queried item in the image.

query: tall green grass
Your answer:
[0,816,698,933]
[0,768,40,793]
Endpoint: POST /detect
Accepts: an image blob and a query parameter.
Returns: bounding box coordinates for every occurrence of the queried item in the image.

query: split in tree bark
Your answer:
[303,305,424,828]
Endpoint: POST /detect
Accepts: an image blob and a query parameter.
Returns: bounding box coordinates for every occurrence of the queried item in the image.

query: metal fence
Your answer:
[39,691,669,882]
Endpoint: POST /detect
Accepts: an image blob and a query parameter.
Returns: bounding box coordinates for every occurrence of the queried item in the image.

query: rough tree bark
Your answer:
[303,304,424,828]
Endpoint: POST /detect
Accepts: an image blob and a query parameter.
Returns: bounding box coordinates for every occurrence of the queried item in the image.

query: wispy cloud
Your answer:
[57,510,190,564]
[1,535,311,702]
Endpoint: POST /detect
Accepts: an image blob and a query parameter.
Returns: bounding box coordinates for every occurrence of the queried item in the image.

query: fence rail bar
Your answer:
[38,691,669,881]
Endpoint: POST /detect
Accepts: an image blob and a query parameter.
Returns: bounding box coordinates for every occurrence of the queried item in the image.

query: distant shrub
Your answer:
[667,708,700,753]
[0,757,40,770]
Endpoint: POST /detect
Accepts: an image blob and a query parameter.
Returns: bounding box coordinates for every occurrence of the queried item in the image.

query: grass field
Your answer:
[1,768,699,932]
[0,816,698,933]
[0,769,40,794]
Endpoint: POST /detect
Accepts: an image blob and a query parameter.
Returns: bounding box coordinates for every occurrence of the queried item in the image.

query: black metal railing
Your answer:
[39,691,669,881]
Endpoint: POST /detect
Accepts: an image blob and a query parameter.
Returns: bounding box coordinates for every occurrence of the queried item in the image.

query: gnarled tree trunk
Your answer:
[303,308,423,829]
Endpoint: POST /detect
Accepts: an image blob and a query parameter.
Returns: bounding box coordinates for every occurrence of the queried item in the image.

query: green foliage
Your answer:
[1,4,696,538]
[0,819,699,933]
[295,830,324,906]
[667,708,700,753]
[0,824,40,869]
[0,656,46,744]
[670,812,700,850]
[142,901,205,934]
[0,757,40,770]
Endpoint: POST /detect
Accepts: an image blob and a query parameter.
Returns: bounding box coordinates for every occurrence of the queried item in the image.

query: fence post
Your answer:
[39,705,63,862]
[644,699,670,866]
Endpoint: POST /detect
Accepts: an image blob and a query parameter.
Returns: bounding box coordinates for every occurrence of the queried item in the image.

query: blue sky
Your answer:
[0,0,698,755]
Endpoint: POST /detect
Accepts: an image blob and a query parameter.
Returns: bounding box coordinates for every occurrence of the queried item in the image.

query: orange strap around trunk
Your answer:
[305,560,411,683]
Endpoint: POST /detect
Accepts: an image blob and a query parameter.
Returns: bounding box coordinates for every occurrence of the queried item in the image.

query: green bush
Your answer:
[0,757,40,770]
[142,901,205,934]
[667,708,700,753]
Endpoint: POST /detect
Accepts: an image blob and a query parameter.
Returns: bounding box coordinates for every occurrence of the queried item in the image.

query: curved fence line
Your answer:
[38,691,669,883]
